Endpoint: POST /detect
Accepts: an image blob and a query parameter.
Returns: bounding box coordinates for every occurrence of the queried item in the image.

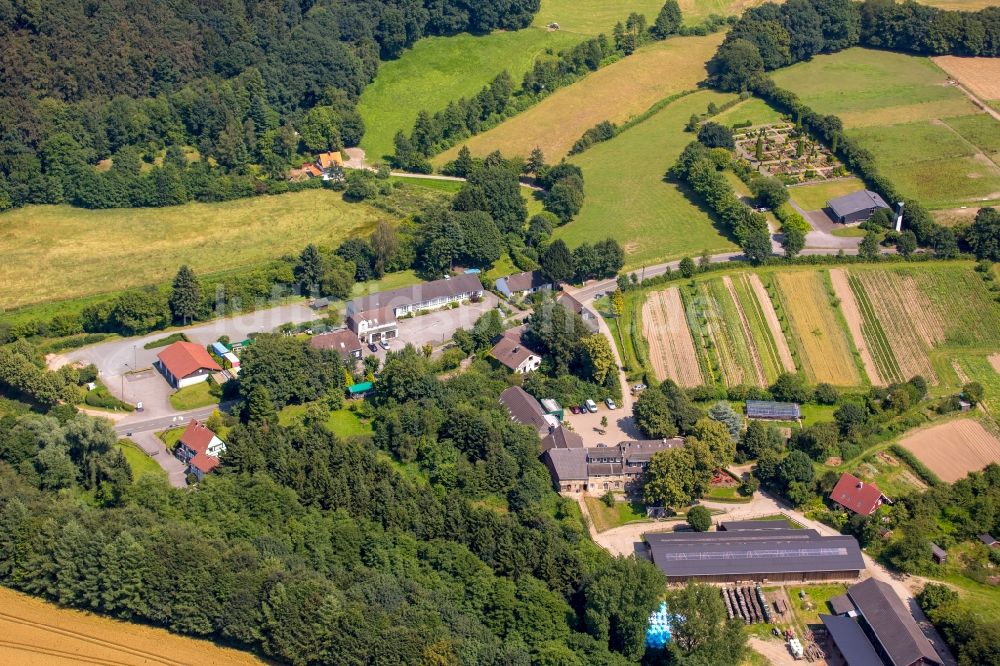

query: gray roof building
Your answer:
[499,386,553,435]
[496,270,551,298]
[556,292,600,333]
[348,274,483,317]
[829,592,857,616]
[846,578,943,666]
[543,447,588,481]
[541,426,584,452]
[646,529,864,583]
[718,519,792,531]
[821,613,887,666]
[827,190,891,224]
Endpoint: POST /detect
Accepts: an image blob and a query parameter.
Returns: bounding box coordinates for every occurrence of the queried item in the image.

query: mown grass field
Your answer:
[714,96,783,127]
[0,190,387,310]
[786,177,866,211]
[357,28,583,160]
[771,271,860,386]
[583,496,649,532]
[553,89,739,268]
[531,0,665,34]
[169,382,219,411]
[118,440,167,483]
[434,33,723,165]
[770,48,1000,208]
[278,403,374,439]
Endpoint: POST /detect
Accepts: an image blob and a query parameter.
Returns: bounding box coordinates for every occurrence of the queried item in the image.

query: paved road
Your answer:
[128,430,188,488]
[113,402,236,436]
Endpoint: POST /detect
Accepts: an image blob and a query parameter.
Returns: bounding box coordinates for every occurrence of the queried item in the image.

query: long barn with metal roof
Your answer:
[645,527,864,583]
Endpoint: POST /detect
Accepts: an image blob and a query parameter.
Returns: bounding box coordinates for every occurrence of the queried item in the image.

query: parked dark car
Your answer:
[368,343,378,352]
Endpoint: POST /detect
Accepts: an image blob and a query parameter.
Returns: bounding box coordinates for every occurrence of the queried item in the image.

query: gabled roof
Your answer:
[829,593,856,616]
[541,426,584,452]
[830,473,888,516]
[827,190,890,217]
[504,270,549,293]
[178,419,218,456]
[317,151,343,168]
[499,386,550,433]
[821,614,887,666]
[351,274,482,313]
[157,342,221,379]
[310,329,363,358]
[847,578,943,666]
[489,326,541,370]
[543,447,588,480]
[718,519,792,531]
[189,452,220,474]
[979,533,998,546]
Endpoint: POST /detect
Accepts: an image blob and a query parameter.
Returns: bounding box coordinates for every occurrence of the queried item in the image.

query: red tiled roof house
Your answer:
[830,472,890,516]
[156,341,222,389]
[175,419,226,481]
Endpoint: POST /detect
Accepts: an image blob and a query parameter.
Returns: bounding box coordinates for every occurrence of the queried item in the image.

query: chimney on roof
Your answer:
[857,481,864,489]
[513,346,520,353]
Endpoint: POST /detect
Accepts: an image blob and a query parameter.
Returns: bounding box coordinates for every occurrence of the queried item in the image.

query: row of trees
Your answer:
[668,140,774,263]
[392,2,686,168]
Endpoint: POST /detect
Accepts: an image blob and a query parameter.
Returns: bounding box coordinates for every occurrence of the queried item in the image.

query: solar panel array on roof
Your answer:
[646,529,864,580]
[746,400,801,420]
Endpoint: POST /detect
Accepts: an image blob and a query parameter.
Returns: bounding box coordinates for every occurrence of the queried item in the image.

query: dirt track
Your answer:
[829,268,883,386]
[900,418,1000,483]
[0,586,264,666]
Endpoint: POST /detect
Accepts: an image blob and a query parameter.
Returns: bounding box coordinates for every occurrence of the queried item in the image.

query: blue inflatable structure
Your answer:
[646,601,672,648]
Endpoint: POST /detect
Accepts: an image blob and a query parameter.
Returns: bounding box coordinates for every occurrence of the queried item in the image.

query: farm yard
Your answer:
[356,27,583,161]
[899,418,1000,483]
[553,89,739,268]
[642,287,703,386]
[0,190,387,310]
[0,586,264,666]
[771,271,860,386]
[433,34,723,166]
[770,48,1000,208]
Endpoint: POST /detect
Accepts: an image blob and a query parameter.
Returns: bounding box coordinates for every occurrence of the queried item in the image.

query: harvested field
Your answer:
[829,268,886,386]
[933,56,1000,101]
[0,585,264,665]
[643,287,703,386]
[745,274,796,374]
[773,271,859,386]
[991,354,1000,374]
[434,34,723,164]
[899,419,1000,483]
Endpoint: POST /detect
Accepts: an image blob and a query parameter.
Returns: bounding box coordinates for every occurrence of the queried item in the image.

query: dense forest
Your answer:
[0,0,539,210]
[0,338,666,665]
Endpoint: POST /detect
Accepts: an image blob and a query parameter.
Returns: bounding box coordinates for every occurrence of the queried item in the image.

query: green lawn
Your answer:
[117,440,167,483]
[798,403,838,426]
[485,253,519,282]
[351,270,421,298]
[389,176,464,193]
[770,48,1000,208]
[158,426,184,452]
[956,356,1000,422]
[531,0,664,34]
[714,97,784,127]
[0,189,388,310]
[556,90,739,269]
[789,583,848,627]
[143,332,189,350]
[278,404,374,439]
[168,382,219,411]
[584,495,650,532]
[357,28,583,160]
[787,178,867,211]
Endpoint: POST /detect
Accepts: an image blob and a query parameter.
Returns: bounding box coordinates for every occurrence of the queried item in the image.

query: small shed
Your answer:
[979,533,999,548]
[541,398,564,420]
[212,341,230,356]
[930,543,947,564]
[311,297,330,310]
[348,381,374,398]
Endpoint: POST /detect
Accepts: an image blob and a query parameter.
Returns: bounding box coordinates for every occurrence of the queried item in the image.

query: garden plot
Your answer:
[700,278,765,387]
[772,271,860,386]
[900,419,1000,483]
[734,123,847,184]
[829,268,887,386]
[642,287,703,386]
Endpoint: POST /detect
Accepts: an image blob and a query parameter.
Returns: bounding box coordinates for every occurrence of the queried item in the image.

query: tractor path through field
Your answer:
[722,275,766,386]
[747,274,796,373]
[990,353,1000,374]
[829,268,884,386]
[947,79,1000,123]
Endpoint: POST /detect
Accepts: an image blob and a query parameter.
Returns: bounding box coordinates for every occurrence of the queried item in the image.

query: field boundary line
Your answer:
[723,275,766,386]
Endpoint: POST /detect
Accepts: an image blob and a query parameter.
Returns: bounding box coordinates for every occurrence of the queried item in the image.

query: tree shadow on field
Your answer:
[661,175,742,247]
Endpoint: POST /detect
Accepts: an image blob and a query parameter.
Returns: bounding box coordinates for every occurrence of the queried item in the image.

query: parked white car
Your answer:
[605,398,617,410]
[585,399,598,413]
